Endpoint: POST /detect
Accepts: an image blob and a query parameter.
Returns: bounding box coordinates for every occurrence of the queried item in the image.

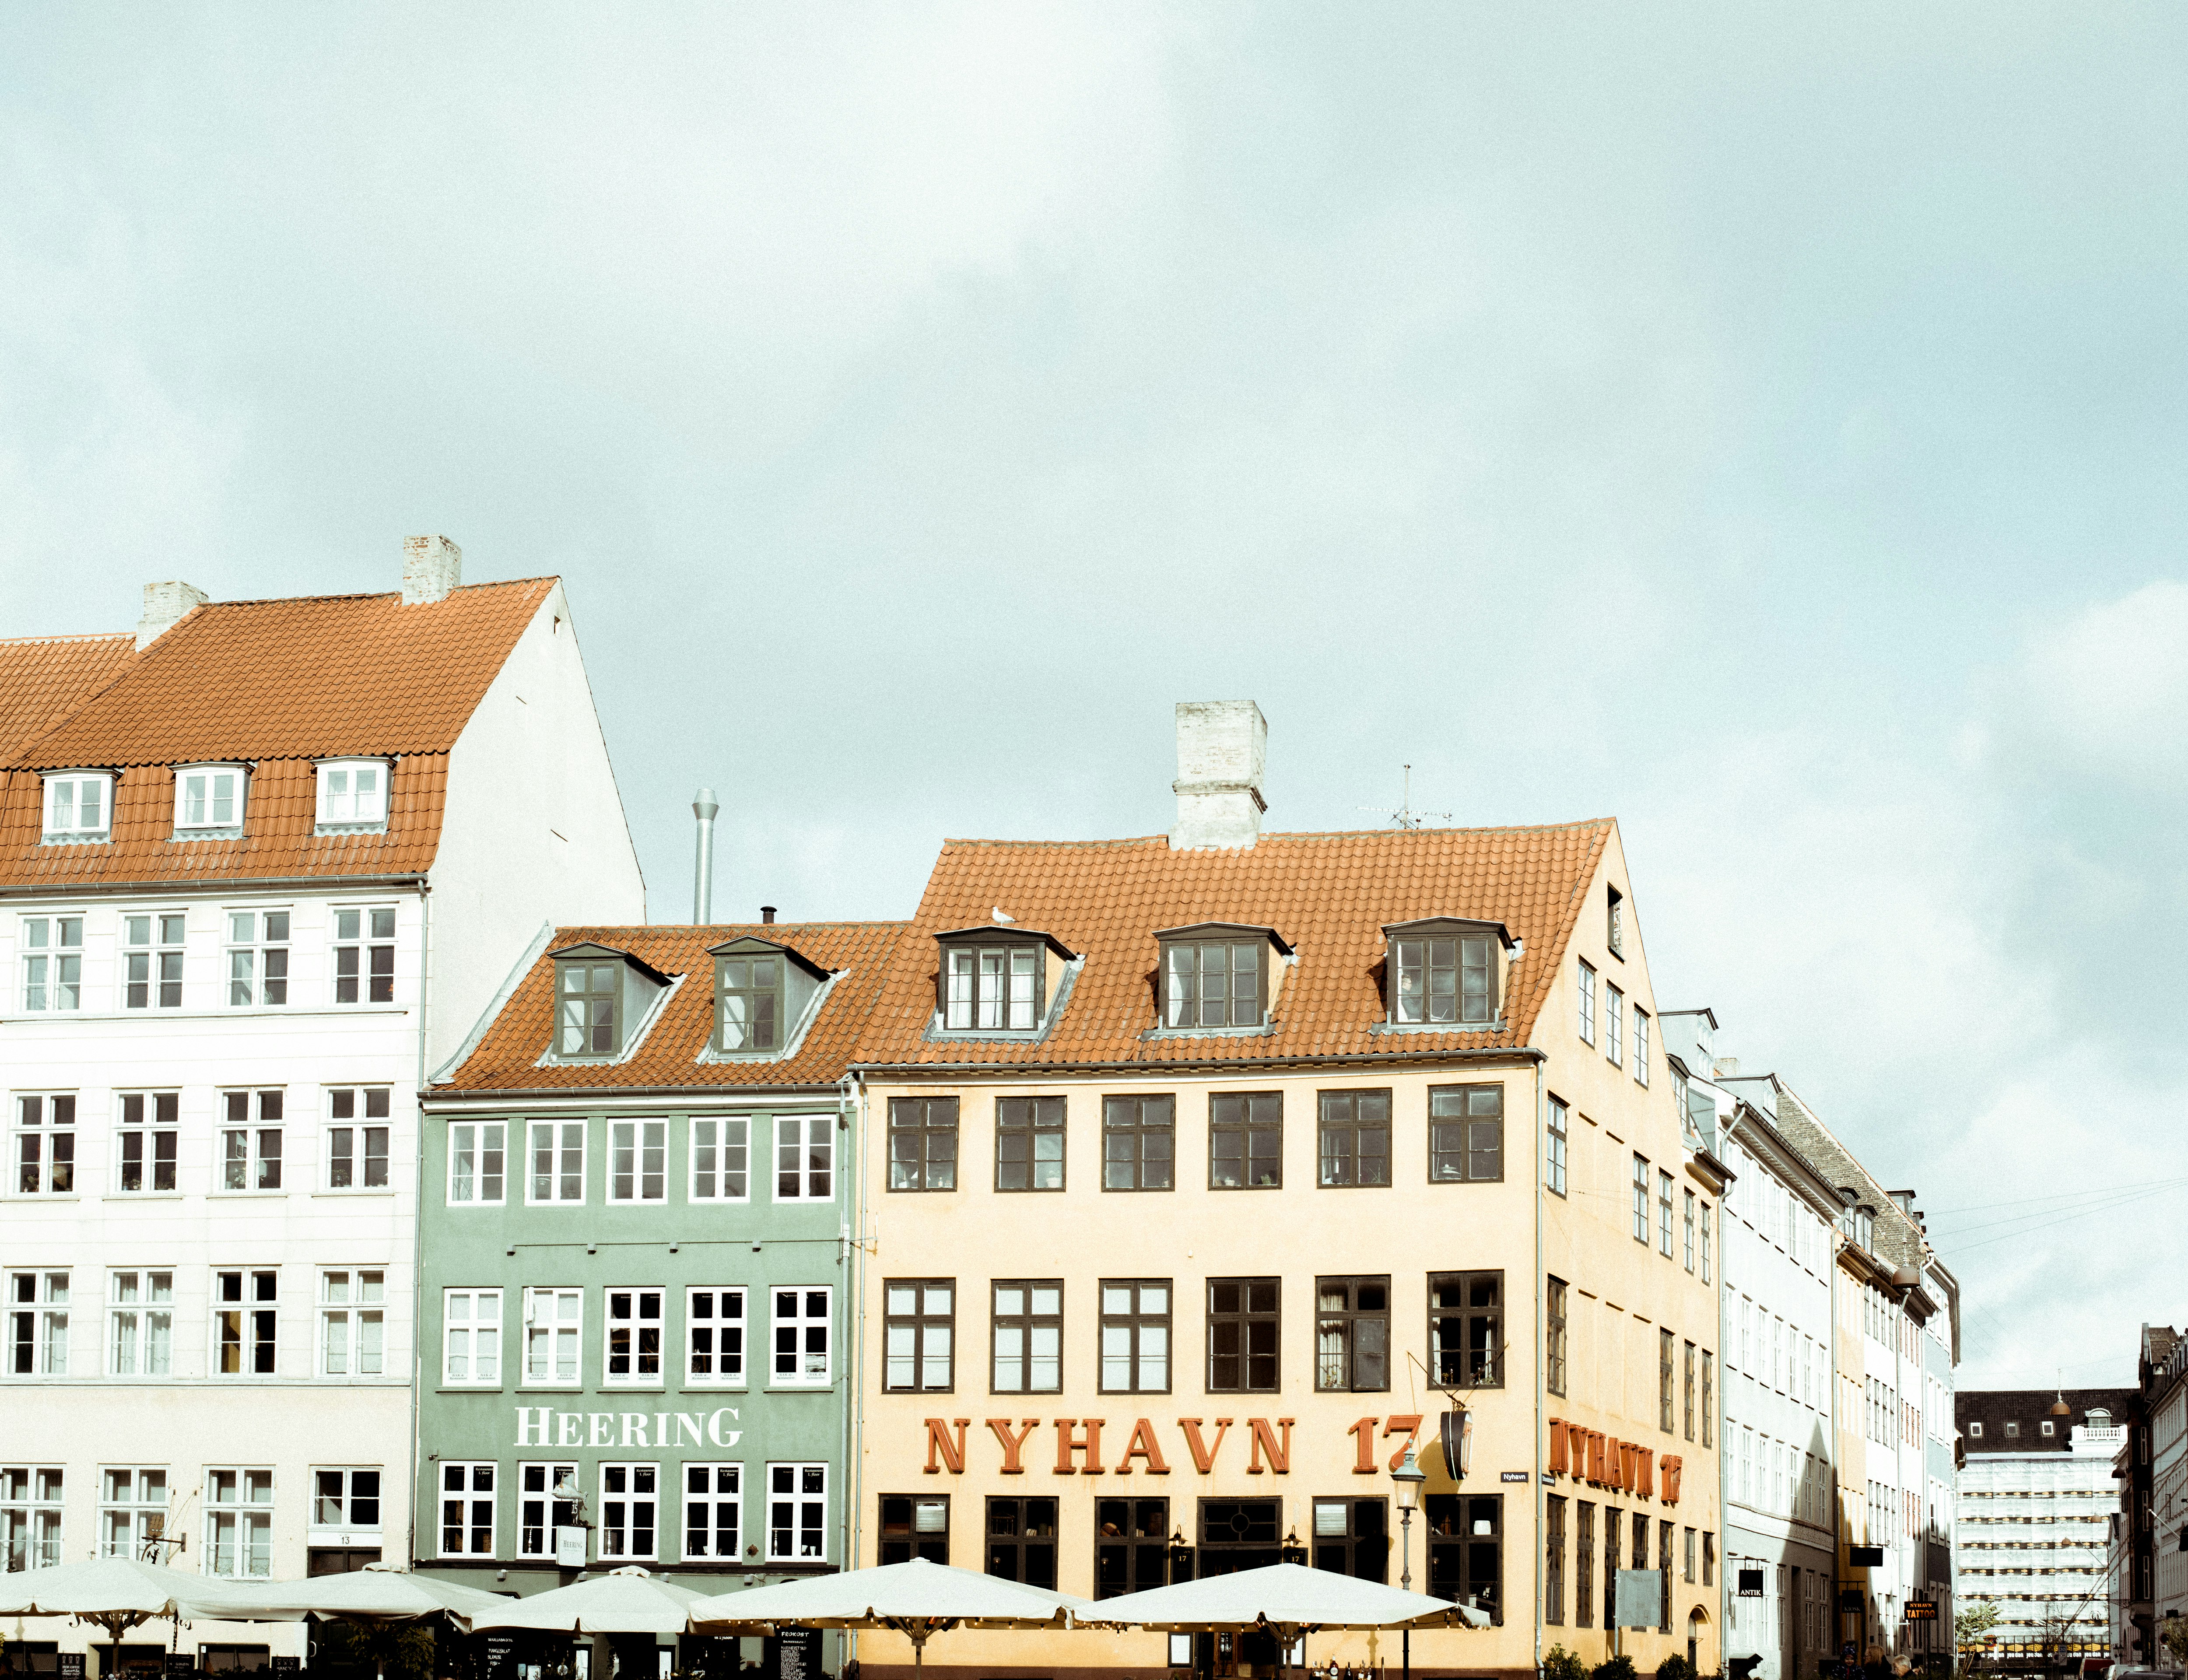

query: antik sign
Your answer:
[515,1406,741,1449]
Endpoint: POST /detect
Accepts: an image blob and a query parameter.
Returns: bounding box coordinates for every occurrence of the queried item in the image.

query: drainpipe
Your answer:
[1535,1056,1546,1678]
[410,880,433,1578]
[845,1072,868,1672]
[692,789,719,923]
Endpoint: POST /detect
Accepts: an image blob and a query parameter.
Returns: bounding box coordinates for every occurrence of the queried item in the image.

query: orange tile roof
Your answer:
[852,822,1615,1069]
[435,921,911,1092]
[0,633,136,762]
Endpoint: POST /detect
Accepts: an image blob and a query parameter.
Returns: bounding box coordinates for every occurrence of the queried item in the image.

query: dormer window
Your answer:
[1154,924,1292,1030]
[1381,918,1512,1026]
[174,764,247,835]
[316,760,390,831]
[934,929,1075,1035]
[709,936,829,1056]
[550,943,670,1062]
[41,772,113,842]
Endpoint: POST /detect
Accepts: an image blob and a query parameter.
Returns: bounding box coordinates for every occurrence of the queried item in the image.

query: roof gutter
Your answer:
[0,871,430,900]
[421,1083,853,1104]
[848,1045,1548,1077]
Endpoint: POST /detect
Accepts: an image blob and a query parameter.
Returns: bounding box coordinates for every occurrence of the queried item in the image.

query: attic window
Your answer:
[174,764,247,835]
[549,943,669,1062]
[934,928,1073,1035]
[709,936,828,1058]
[1607,885,1625,959]
[316,760,389,830]
[1155,924,1290,1030]
[1382,918,1509,1026]
[41,772,112,842]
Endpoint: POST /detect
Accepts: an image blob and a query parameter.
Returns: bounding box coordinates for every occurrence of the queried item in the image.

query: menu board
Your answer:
[764,1628,821,1680]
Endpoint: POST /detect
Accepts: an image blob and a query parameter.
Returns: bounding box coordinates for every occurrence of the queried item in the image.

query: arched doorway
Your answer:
[1690,1606,1711,1673]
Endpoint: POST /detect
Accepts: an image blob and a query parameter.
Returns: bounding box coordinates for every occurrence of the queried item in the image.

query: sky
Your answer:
[4,4,2184,1390]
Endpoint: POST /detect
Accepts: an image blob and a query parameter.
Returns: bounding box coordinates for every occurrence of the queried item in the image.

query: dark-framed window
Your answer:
[1575,1502,1595,1628]
[878,1494,948,1564]
[1095,1498,1169,1598]
[941,941,1045,1032]
[1388,927,1499,1024]
[991,1280,1062,1394]
[996,1097,1064,1192]
[888,1097,957,1192]
[1702,1352,1714,1448]
[714,953,779,1052]
[1547,1278,1568,1397]
[1210,1093,1281,1189]
[985,1496,1058,1588]
[1207,1278,1278,1393]
[556,960,618,1056]
[1429,1085,1502,1182]
[1659,1329,1675,1433]
[884,1279,954,1392]
[1545,1494,1566,1625]
[1546,1095,1567,1196]
[1429,1271,1501,1388]
[1162,940,1264,1028]
[1103,1095,1174,1191]
[1312,1497,1388,1581]
[1200,1497,1283,1568]
[1684,1340,1696,1441]
[1315,1276,1389,1392]
[1099,1280,1171,1394]
[1317,1091,1390,1187]
[1602,1501,1620,1630]
[1658,1520,1674,1631]
[1427,1495,1501,1623]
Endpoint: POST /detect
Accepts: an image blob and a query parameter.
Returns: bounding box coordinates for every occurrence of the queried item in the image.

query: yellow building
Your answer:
[844,704,1723,1680]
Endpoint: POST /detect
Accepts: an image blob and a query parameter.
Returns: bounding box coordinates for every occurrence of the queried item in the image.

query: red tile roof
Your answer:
[436,922,911,1092]
[0,634,136,762]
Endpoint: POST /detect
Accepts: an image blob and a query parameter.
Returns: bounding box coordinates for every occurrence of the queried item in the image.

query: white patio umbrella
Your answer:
[222,1564,509,1628]
[1090,1561,1490,1633]
[0,1557,271,1675]
[468,1566,706,1635]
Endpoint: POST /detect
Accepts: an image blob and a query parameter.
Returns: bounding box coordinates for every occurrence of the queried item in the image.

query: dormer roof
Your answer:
[546,941,675,988]
[1379,915,1516,947]
[706,934,832,983]
[1152,921,1294,956]
[932,924,1079,961]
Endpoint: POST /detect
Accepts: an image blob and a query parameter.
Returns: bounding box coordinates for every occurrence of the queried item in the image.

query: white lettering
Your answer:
[622,1413,650,1448]
[515,1406,553,1448]
[677,1414,704,1448]
[590,1412,616,1448]
[558,1412,582,1449]
[707,1407,742,1448]
[653,1413,671,1449]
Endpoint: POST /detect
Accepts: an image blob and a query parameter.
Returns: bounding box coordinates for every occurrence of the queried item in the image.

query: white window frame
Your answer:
[121,912,186,1010]
[21,915,84,1012]
[0,1466,66,1570]
[326,1088,393,1192]
[218,1090,285,1193]
[314,759,390,830]
[685,1287,746,1388]
[212,1269,279,1377]
[7,1270,71,1376]
[1633,1007,1651,1086]
[98,1466,168,1559]
[772,1115,833,1203]
[770,1286,831,1388]
[521,1287,583,1388]
[442,1288,503,1387]
[172,763,247,834]
[223,908,291,1008]
[107,1270,174,1377]
[598,1462,660,1561]
[526,1120,586,1206]
[1605,982,1624,1066]
[203,1466,275,1578]
[114,1091,180,1194]
[447,1121,507,1206]
[603,1287,666,1388]
[331,905,397,1005]
[765,1461,828,1563]
[689,1117,750,1204]
[608,1119,667,1203]
[1576,959,1596,1045]
[437,1461,496,1558]
[13,1094,78,1196]
[318,1269,386,1378]
[516,1461,581,1559]
[308,1467,383,1543]
[41,772,112,841]
[680,1462,743,1562]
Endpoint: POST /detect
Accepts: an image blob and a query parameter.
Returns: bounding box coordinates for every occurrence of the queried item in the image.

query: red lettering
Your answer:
[1178,1417,1232,1474]
[986,1418,1038,1475]
[1247,1417,1294,1475]
[1348,1417,1381,1475]
[1054,1418,1105,1474]
[924,1417,968,1475]
[1548,1420,1569,1477]
[1638,1448,1655,1500]
[1662,1455,1683,1505]
[1383,1414,1423,1472]
[1117,1418,1171,1476]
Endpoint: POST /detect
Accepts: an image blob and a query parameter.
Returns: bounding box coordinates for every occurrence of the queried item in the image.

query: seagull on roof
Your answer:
[992,906,1015,924]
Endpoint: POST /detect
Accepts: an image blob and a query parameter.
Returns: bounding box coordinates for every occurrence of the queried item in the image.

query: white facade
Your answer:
[1957,1429,2125,1659]
[2154,1369,2188,1627]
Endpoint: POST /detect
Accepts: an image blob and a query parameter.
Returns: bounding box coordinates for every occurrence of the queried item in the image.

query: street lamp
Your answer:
[1393,1443,1429,1680]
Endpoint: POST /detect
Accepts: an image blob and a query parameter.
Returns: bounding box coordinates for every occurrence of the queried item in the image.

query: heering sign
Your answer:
[516,1406,740,1449]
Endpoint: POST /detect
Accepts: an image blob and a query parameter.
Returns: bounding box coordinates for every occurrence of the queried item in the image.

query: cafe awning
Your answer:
[1089,1562,1490,1632]
[221,1565,509,1629]
[467,1567,706,1635]
[0,1558,263,1624]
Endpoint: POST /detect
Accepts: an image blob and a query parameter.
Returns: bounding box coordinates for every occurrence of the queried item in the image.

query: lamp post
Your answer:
[1393,1443,1428,1680]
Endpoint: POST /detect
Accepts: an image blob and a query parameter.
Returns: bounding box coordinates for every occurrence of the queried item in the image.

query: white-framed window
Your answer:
[332,906,396,1004]
[522,1287,582,1386]
[213,1270,278,1375]
[1633,1007,1651,1086]
[527,1120,585,1204]
[310,1468,382,1537]
[224,910,290,1007]
[608,1120,666,1203]
[604,1287,665,1386]
[123,913,186,1009]
[448,1121,506,1205]
[108,1270,173,1376]
[517,1462,580,1558]
[1,1467,66,1569]
[319,1270,385,1377]
[442,1288,503,1386]
[690,1117,749,1203]
[21,915,83,1011]
[7,1271,70,1375]
[681,1463,742,1562]
[14,1094,77,1194]
[765,1462,827,1562]
[220,1091,284,1191]
[773,1115,833,1203]
[204,1468,274,1577]
[41,772,112,841]
[99,1467,168,1559]
[174,765,246,834]
[686,1287,746,1386]
[315,761,389,829]
[599,1463,659,1560]
[1576,958,1596,1045]
[1605,983,1624,1066]
[327,1089,391,1191]
[115,1092,179,1193]
[770,1287,831,1387]
[438,1462,496,1557]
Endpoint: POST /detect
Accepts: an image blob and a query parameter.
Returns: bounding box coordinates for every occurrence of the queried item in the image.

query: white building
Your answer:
[0,541,643,1670]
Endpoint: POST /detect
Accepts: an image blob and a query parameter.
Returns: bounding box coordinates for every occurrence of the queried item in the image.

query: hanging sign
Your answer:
[1737,1569,1765,1597]
[555,1526,588,1568]
[1907,1600,1937,1622]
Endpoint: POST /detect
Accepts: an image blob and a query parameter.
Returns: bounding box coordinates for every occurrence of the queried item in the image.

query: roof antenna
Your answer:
[1360,764,1451,831]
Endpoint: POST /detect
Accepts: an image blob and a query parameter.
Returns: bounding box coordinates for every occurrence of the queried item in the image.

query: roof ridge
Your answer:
[557,919,914,934]
[939,818,1616,849]
[185,576,557,612]
[0,631,133,649]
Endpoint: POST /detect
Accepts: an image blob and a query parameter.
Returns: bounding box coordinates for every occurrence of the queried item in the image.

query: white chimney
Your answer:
[136,581,208,650]
[401,535,463,605]
[692,787,719,923]
[1171,700,1267,850]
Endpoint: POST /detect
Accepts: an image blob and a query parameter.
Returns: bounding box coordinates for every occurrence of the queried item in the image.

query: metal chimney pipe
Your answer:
[692,788,719,922]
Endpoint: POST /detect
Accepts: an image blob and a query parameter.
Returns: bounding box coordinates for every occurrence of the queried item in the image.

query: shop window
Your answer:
[986,1496,1058,1588]
[1312,1497,1389,1582]
[1426,1494,1502,1623]
[879,1494,950,1564]
[1094,1498,1169,1598]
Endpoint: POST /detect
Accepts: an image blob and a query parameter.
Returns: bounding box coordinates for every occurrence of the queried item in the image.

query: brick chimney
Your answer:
[136,581,208,650]
[1170,700,1267,850]
[401,535,463,605]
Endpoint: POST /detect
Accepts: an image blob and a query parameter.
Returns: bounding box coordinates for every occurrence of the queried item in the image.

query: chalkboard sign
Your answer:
[271,1659,301,1676]
[764,1628,821,1680]
[167,1655,197,1680]
[482,1636,518,1680]
[57,1657,85,1680]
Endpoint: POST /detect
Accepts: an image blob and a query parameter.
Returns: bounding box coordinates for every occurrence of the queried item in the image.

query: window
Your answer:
[1101,1095,1174,1191]
[1387,922,1500,1025]
[608,1120,666,1202]
[690,1118,749,1202]
[1684,1342,1696,1441]
[1094,1497,1169,1597]
[1658,1520,1673,1630]
[1429,1271,1501,1388]
[1683,1189,1696,1271]
[1546,1095,1568,1196]
[522,1287,582,1385]
[771,1287,831,1386]
[1967,1420,1983,1439]
[99,1468,167,1560]
[682,1464,742,1561]
[205,1470,275,1577]
[1207,1278,1279,1393]
[685,1287,746,1386]
[1633,1008,1650,1085]
[775,1115,833,1202]
[600,1463,658,1560]
[1314,1498,1389,1581]
[766,1463,827,1561]
[333,907,396,1005]
[447,1120,502,1204]
[1701,1203,1712,1283]
[995,1097,1064,1191]
[1430,1084,1502,1182]
[314,761,387,828]
[1426,1493,1501,1623]
[2005,1420,2020,1439]
[1605,984,1623,1066]
[889,1098,958,1192]
[941,940,1045,1032]
[1575,1503,1595,1628]
[1315,1276,1389,1392]
[1545,1494,1566,1624]
[221,1091,284,1191]
[2039,1418,2054,1438]
[1318,1090,1391,1187]
[224,911,290,1006]
[1607,885,1624,957]
[518,1463,580,1558]
[556,959,617,1054]
[175,765,245,833]
[1659,1170,1675,1257]
[438,1463,495,1558]
[715,953,780,1052]
[1659,1329,1675,1433]
[986,1496,1058,1587]
[1161,937,1265,1028]
[214,1270,278,1375]
[991,1280,1062,1394]
[1702,1351,1715,1447]
[21,917,82,1011]
[1631,1154,1649,1242]
[885,1280,955,1392]
[8,1272,70,1374]
[1099,1280,1171,1393]
[123,913,185,1009]
[41,773,110,840]
[527,1120,585,1204]
[878,1494,950,1565]
[1210,1092,1282,1189]
[1703,1530,1714,1586]
[1577,959,1596,1044]
[320,1270,385,1377]
[108,1271,173,1376]
[1683,1526,1695,1583]
[603,1288,665,1385]
[442,1289,501,1385]
[115,1093,178,1193]
[1546,1279,1568,1397]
